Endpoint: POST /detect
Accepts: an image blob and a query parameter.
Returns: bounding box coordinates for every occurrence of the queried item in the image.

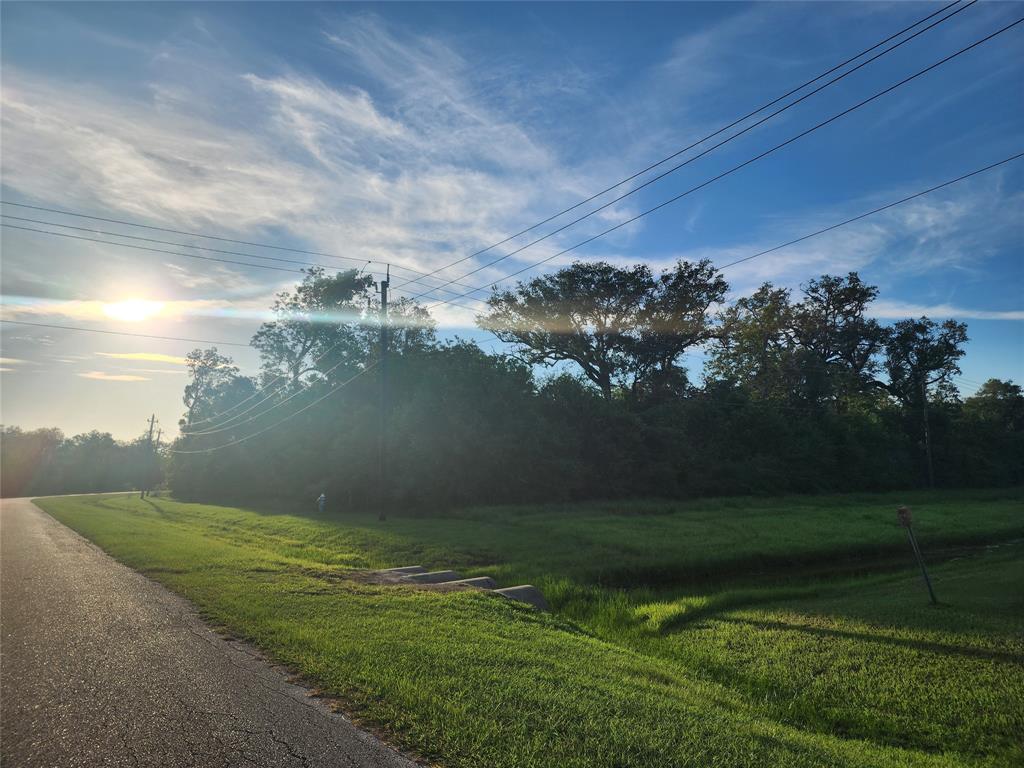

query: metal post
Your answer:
[897,506,938,605]
[378,265,389,522]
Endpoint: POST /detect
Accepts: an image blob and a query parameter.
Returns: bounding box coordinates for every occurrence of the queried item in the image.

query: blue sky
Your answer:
[1,1,1021,439]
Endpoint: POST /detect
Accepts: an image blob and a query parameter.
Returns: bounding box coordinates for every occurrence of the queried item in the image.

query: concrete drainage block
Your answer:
[494,585,549,611]
[402,570,463,584]
[441,576,497,589]
[373,567,548,610]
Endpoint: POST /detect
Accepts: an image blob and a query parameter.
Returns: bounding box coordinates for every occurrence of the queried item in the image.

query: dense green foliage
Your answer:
[163,264,1024,508]
[36,490,1024,767]
[6,264,1021,503]
[0,426,159,497]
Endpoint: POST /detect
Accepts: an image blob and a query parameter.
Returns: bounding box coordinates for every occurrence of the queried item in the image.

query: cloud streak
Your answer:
[77,371,151,382]
[95,352,188,365]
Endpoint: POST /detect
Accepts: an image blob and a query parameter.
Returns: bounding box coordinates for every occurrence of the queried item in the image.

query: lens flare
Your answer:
[102,299,165,323]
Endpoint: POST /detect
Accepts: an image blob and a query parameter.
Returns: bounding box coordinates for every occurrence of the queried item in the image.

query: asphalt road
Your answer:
[0,497,421,768]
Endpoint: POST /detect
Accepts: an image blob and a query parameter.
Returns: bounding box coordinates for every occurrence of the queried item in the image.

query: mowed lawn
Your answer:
[35,489,1024,767]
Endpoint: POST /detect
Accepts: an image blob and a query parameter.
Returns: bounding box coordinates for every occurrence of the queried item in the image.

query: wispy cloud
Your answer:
[77,371,151,382]
[614,171,1024,298]
[1,71,321,231]
[0,12,672,293]
[0,295,275,323]
[867,301,1024,321]
[95,352,188,365]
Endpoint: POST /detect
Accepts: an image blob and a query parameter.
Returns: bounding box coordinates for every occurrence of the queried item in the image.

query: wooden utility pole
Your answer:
[378,265,389,522]
[921,379,934,488]
[142,414,157,498]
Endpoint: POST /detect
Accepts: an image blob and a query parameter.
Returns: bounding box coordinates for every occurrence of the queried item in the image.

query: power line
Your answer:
[392,0,969,291]
[0,318,251,347]
[186,335,358,429]
[421,16,1024,310]
[0,214,489,306]
[0,202,486,294]
[717,152,1024,270]
[184,353,360,435]
[5,148,1016,396]
[1,223,304,274]
[0,1,969,305]
[169,362,378,454]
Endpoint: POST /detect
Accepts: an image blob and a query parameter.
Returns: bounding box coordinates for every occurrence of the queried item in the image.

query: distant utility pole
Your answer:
[378,265,390,522]
[142,414,157,499]
[921,379,934,488]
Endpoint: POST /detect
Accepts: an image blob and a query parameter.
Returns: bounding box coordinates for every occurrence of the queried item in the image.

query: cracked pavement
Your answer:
[0,498,422,768]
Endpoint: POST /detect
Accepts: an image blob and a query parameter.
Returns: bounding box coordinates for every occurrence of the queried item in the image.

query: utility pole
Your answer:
[378,265,389,522]
[142,414,157,499]
[921,378,934,488]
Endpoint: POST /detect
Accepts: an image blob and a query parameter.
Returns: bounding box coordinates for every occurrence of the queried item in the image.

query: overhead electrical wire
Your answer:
[7,7,1016,452]
[185,336,362,428]
[3,3,980,316]
[168,362,378,454]
[389,0,966,290]
[716,152,1024,270]
[9,152,1017,440]
[0,318,251,347]
[0,203,485,294]
[418,16,1024,310]
[0,214,489,306]
[0,1,970,305]
[184,352,362,435]
[1,223,305,274]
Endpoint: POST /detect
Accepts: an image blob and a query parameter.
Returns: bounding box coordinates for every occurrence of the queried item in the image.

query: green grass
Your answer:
[35,488,1024,767]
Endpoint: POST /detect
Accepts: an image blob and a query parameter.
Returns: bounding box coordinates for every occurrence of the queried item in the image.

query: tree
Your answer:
[882,317,969,406]
[706,283,798,401]
[251,267,374,388]
[961,379,1024,430]
[251,267,437,388]
[789,273,886,407]
[0,426,63,496]
[181,348,241,427]
[479,260,726,401]
[631,259,728,401]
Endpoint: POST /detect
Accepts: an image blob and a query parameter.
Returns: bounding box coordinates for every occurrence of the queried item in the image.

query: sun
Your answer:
[102,299,165,323]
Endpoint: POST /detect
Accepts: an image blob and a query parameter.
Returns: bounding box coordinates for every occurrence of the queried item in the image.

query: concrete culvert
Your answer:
[375,566,427,575]
[402,570,463,584]
[494,585,548,611]
[441,576,497,589]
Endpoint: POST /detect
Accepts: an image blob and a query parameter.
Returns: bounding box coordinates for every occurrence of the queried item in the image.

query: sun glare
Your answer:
[102,299,165,323]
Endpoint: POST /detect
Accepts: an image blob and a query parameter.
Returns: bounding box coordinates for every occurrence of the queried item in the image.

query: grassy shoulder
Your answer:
[35,490,1024,767]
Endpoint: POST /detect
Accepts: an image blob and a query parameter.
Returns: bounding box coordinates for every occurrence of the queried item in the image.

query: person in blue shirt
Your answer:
[317,493,326,514]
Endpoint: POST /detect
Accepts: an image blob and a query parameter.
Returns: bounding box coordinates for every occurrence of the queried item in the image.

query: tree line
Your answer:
[3,262,1019,503]
[163,262,1023,510]
[0,427,160,498]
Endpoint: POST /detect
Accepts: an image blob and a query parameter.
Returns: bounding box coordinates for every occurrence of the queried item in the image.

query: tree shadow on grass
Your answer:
[717,615,1023,664]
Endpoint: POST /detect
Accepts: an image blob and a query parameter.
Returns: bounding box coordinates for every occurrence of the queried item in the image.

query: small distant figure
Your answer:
[317,492,326,514]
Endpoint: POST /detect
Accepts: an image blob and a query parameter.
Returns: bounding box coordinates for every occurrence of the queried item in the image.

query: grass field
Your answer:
[35,488,1024,767]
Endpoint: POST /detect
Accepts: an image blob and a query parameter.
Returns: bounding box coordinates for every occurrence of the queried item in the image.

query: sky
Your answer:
[1,1,1021,440]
